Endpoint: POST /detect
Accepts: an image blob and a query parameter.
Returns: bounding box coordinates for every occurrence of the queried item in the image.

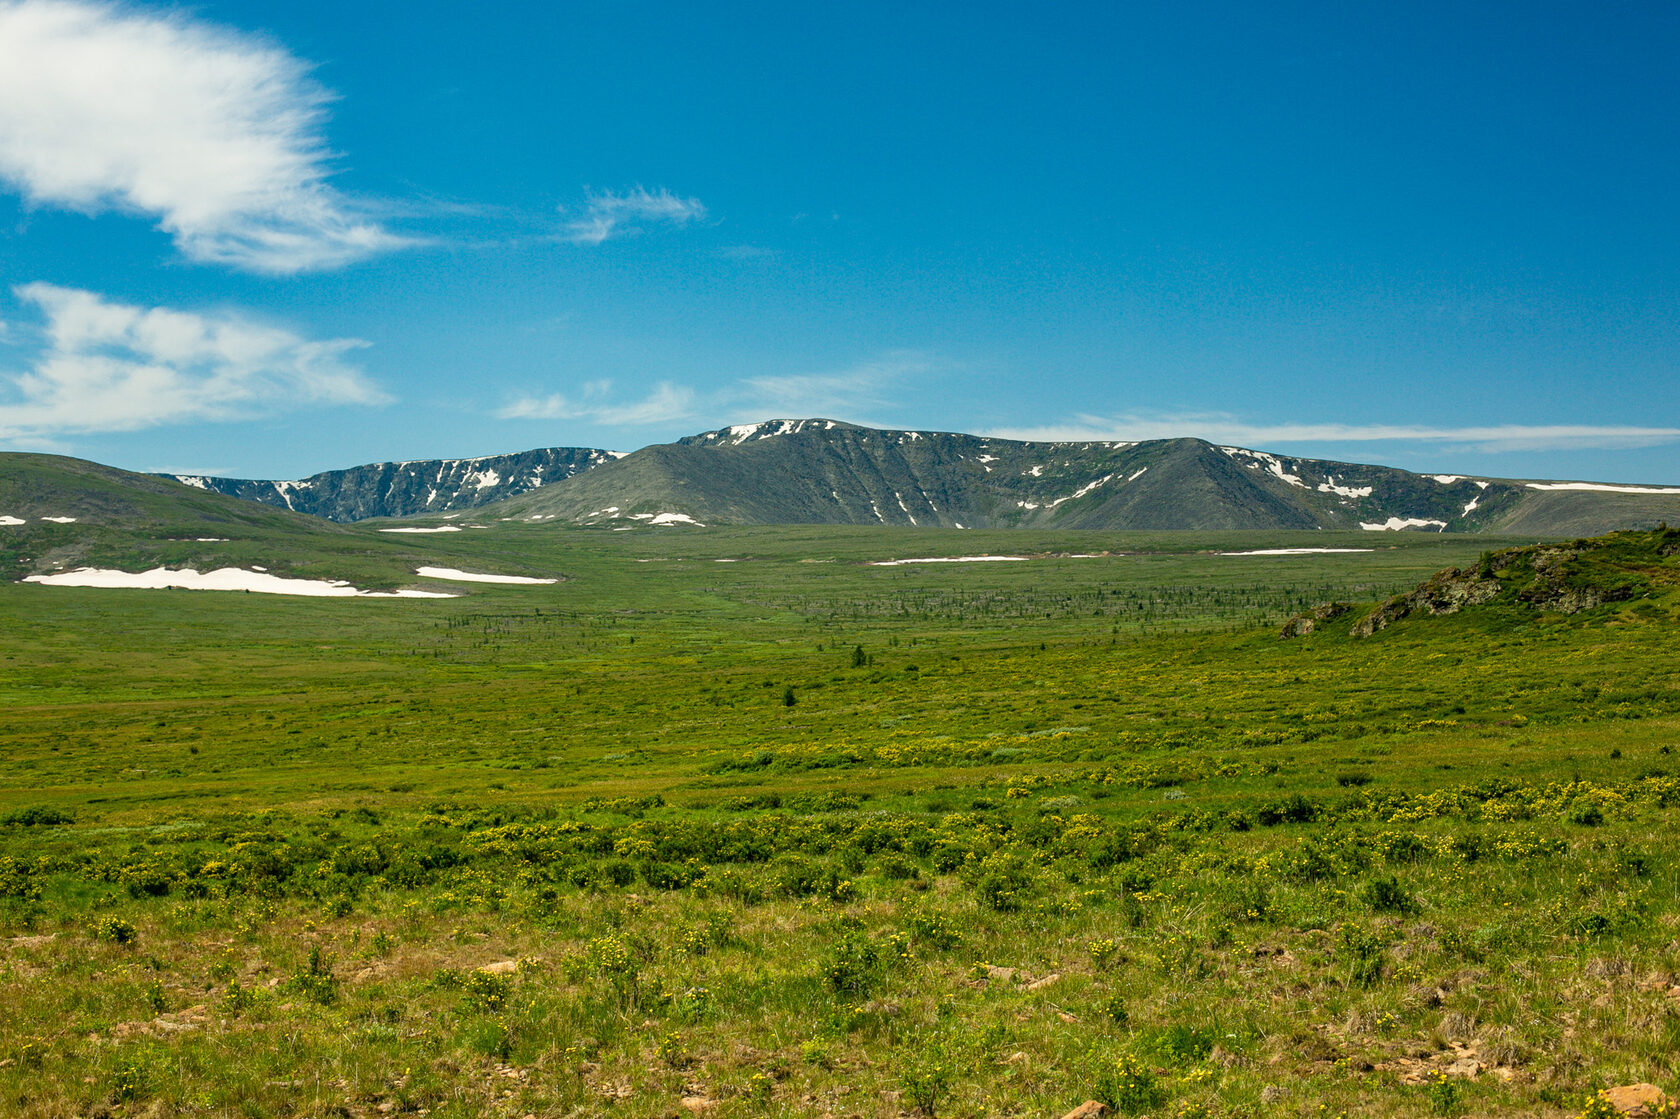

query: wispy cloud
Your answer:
[0,283,387,440]
[0,0,406,273]
[988,413,1680,453]
[560,188,707,246]
[732,351,936,421]
[497,352,946,432]
[716,244,778,261]
[497,380,695,426]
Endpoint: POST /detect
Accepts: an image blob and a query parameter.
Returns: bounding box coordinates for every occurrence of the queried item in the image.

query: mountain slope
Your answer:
[0,453,471,590]
[488,418,1678,534]
[165,446,619,522]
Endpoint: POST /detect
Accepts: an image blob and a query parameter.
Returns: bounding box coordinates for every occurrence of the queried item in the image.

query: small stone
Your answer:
[983,965,1017,981]
[1060,1101,1109,1119]
[1026,972,1063,991]
[1599,1084,1670,1117]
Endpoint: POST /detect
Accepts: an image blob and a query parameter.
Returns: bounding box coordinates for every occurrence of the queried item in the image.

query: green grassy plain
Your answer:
[2,526,1677,1119]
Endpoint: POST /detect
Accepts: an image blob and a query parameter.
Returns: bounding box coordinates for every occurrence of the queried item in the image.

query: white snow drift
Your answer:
[23,566,454,598]
[416,567,557,585]
[1525,482,1680,495]
[869,555,1031,566]
[1219,548,1375,556]
[1360,517,1447,531]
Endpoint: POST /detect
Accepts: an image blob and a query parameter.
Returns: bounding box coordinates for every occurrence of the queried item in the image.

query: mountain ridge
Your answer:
[493,419,1680,535]
[146,418,1680,535]
[164,446,620,522]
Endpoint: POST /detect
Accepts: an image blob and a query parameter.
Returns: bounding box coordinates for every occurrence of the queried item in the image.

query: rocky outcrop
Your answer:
[1280,602,1353,638]
[1352,571,1503,636]
[1594,1083,1671,1117]
[1346,529,1676,637]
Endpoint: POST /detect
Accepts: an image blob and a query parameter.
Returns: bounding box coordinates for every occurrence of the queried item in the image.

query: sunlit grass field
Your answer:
[2,526,1677,1119]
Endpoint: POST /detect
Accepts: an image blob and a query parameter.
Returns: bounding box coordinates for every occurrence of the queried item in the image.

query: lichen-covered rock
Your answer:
[1279,601,1352,638]
[1351,572,1502,636]
[1059,1102,1109,1119]
[1596,1083,1669,1117]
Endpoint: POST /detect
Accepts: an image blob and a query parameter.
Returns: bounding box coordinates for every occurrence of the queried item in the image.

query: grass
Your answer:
[1,525,1677,1118]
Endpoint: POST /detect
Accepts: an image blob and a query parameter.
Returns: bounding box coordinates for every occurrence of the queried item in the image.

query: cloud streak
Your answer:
[560,188,707,246]
[988,414,1680,453]
[0,283,387,440]
[732,352,935,421]
[498,352,944,432]
[0,0,405,273]
[497,380,696,426]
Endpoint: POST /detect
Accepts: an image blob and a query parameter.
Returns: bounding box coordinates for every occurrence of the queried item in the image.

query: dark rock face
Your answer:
[164,447,617,522]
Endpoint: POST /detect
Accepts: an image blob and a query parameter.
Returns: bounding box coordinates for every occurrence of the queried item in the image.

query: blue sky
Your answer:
[1,0,1677,483]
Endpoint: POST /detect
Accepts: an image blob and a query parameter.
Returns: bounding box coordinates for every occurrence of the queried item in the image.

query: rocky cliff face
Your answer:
[166,447,618,522]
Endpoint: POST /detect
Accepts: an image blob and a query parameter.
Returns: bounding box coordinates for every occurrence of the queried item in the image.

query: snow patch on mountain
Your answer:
[1361,517,1447,531]
[1317,477,1373,499]
[1526,482,1680,495]
[1222,447,1306,488]
[1045,474,1115,509]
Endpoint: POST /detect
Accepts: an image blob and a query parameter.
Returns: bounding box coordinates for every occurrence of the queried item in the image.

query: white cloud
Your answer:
[732,352,935,420]
[0,0,404,273]
[988,413,1680,453]
[498,352,944,432]
[560,188,707,245]
[497,380,695,426]
[0,283,387,439]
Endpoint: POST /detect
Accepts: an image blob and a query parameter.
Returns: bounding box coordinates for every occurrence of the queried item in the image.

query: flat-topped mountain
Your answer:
[164,446,619,522]
[127,418,1680,534]
[491,419,1680,535]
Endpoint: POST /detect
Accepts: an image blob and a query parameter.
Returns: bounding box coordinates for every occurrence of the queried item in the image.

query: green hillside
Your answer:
[0,453,550,592]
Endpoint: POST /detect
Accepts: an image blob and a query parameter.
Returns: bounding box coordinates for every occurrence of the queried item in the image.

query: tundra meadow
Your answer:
[2,526,1678,1119]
